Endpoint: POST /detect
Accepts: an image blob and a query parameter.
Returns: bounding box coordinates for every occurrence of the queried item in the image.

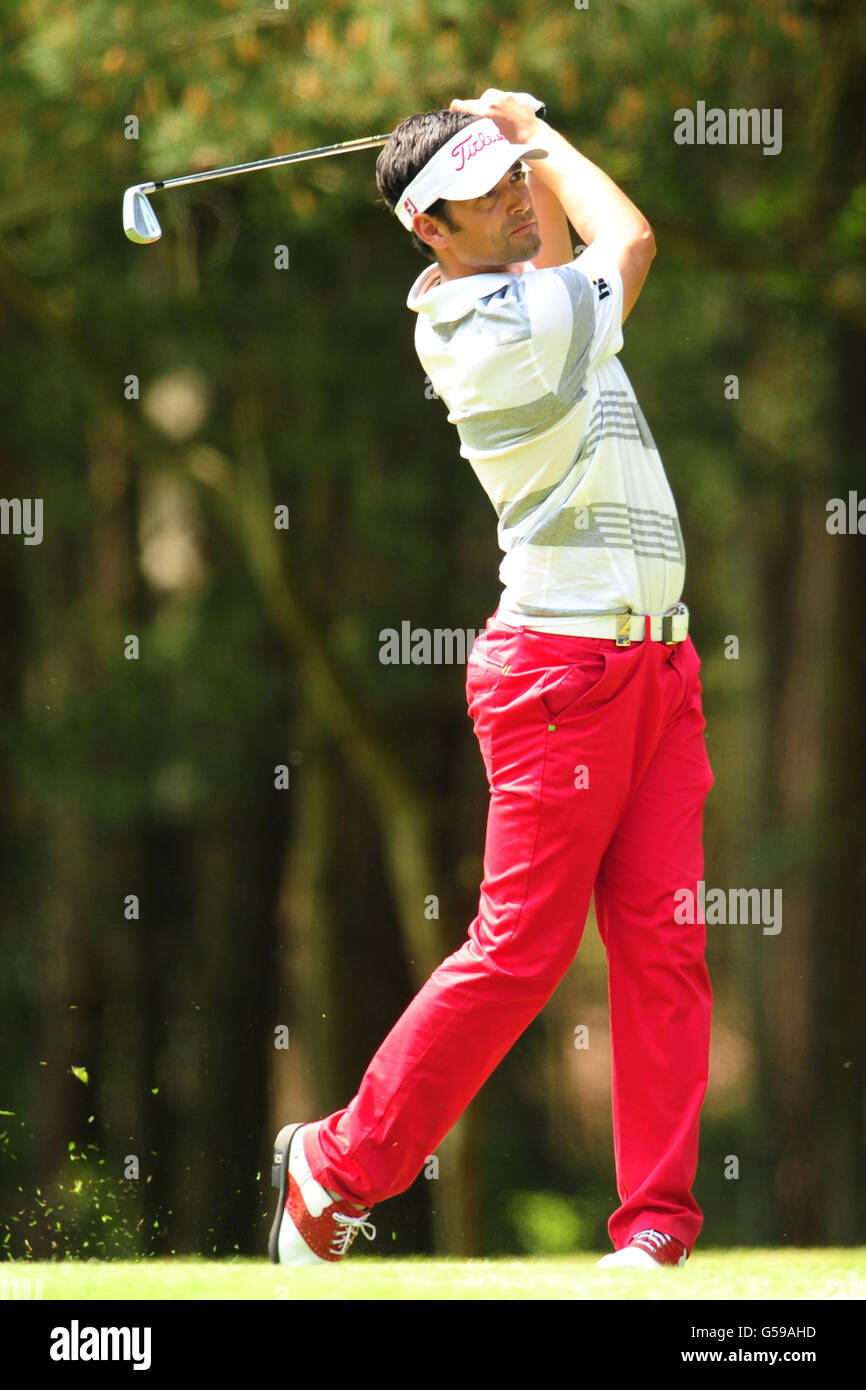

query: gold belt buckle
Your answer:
[615,612,632,647]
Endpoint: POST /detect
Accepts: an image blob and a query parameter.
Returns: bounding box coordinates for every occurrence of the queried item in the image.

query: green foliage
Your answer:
[506,1191,587,1256]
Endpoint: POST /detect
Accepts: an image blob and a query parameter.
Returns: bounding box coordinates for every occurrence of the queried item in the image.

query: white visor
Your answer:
[395,117,548,230]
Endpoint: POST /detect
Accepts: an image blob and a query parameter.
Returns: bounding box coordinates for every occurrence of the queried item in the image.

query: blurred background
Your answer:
[0,0,864,1261]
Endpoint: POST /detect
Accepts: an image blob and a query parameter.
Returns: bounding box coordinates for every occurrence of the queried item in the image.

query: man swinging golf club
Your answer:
[269,89,714,1270]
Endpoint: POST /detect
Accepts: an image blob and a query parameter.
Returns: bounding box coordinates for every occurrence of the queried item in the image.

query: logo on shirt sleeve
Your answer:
[593,277,611,301]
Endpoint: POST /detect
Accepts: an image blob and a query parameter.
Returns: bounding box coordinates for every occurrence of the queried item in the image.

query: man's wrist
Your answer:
[525,121,576,166]
[524,114,549,146]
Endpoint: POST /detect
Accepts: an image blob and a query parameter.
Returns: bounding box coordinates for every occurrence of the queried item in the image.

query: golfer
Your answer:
[269,90,714,1270]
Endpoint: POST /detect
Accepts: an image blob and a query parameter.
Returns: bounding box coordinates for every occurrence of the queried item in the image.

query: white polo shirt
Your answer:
[406,254,685,633]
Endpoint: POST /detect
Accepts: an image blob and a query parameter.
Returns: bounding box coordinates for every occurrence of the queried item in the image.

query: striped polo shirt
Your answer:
[406,254,685,634]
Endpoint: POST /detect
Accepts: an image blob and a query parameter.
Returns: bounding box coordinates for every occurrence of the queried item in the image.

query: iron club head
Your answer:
[123,186,162,244]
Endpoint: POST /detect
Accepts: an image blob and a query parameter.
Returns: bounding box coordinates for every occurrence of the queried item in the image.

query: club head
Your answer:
[123,186,162,244]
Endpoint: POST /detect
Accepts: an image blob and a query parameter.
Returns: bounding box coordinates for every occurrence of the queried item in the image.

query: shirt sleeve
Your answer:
[524,257,624,407]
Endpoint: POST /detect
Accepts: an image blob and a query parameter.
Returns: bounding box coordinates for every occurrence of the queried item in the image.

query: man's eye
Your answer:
[481,168,525,200]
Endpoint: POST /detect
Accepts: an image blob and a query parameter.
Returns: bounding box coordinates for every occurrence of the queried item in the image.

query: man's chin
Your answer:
[507,228,542,261]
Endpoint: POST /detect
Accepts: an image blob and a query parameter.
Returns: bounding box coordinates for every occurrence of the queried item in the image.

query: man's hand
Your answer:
[449,89,544,148]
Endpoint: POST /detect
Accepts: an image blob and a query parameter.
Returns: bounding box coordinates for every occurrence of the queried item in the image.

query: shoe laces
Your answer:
[330,1210,376,1258]
[632,1229,675,1251]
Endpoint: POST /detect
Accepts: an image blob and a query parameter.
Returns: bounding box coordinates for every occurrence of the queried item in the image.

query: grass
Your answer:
[3,1249,864,1301]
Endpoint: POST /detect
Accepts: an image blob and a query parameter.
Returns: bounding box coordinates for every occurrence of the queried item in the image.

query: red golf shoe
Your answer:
[597,1229,689,1268]
[268,1122,376,1265]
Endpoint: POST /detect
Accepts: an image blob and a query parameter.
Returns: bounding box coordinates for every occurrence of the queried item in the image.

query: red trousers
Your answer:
[304,613,715,1252]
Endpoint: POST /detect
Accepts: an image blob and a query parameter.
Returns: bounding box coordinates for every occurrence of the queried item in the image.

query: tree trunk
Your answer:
[225,392,478,1250]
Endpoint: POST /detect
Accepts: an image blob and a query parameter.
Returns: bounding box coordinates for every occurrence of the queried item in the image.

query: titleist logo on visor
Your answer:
[396,119,518,228]
[450,126,507,171]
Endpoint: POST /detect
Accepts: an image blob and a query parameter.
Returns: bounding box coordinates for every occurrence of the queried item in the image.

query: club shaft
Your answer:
[139,134,393,197]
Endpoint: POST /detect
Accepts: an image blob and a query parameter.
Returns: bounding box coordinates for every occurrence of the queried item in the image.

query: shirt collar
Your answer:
[406,263,526,321]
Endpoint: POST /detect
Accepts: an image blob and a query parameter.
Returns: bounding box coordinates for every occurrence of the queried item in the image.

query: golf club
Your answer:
[123,134,392,244]
[122,95,546,245]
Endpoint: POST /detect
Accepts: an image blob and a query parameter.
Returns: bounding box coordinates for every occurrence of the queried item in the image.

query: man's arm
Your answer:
[524,169,574,270]
[450,90,655,321]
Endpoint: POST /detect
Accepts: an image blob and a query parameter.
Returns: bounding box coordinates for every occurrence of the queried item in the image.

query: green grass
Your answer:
[4,1249,864,1300]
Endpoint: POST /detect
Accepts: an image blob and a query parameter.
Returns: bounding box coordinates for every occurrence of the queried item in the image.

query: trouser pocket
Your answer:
[538,650,609,722]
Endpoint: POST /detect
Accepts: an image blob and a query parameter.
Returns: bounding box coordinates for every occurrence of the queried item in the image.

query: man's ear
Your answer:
[412,211,450,255]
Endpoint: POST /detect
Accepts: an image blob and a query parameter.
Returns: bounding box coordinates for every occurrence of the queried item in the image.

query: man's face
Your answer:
[422,162,541,273]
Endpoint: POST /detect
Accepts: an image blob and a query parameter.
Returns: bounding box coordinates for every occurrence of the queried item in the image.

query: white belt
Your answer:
[517,602,690,646]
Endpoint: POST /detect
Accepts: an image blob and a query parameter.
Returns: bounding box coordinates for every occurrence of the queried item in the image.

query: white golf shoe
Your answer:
[597,1229,689,1268]
[268,1122,376,1265]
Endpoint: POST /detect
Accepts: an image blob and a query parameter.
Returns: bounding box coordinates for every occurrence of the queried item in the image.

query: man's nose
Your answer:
[507,184,531,214]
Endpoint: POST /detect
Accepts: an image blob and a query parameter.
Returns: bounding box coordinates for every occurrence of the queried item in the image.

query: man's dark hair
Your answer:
[376,109,477,261]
